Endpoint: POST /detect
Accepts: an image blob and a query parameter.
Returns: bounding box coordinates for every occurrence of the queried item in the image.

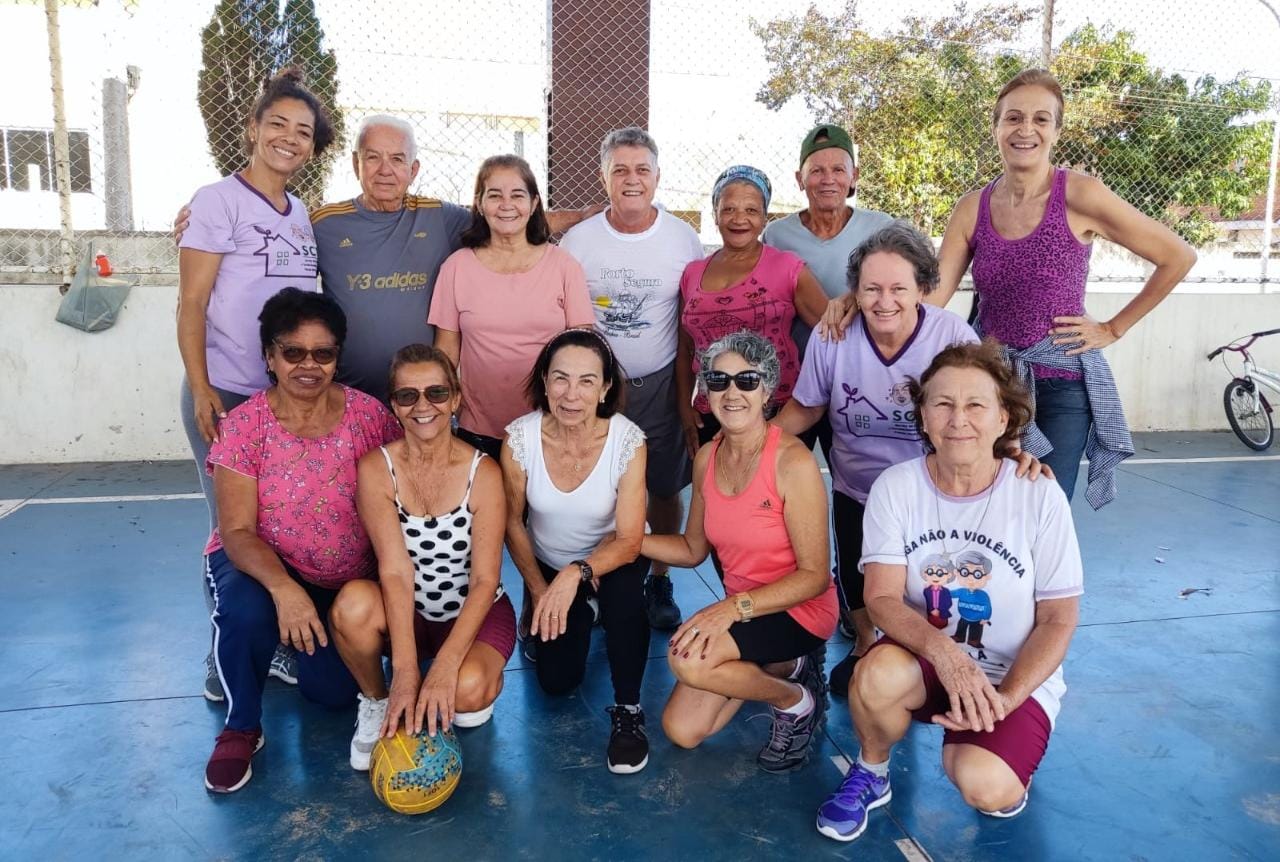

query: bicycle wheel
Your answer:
[1223,379,1274,451]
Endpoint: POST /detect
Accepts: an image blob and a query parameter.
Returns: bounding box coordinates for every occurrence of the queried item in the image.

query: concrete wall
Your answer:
[1,282,1278,464]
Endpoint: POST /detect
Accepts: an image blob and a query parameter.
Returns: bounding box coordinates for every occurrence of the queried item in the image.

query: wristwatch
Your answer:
[733,592,755,622]
[572,559,594,583]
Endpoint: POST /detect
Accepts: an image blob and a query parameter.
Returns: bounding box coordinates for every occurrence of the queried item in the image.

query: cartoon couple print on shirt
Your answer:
[920,550,996,661]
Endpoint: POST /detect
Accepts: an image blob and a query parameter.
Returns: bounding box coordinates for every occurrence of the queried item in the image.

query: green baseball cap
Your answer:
[799,123,857,170]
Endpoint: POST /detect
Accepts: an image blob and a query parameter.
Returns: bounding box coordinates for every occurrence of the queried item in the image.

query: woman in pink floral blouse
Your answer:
[201,287,401,794]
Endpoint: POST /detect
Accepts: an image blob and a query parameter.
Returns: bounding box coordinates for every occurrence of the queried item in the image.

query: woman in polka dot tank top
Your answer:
[331,346,516,772]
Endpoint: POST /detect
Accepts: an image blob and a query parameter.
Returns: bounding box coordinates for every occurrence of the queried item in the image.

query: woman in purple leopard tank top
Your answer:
[934,69,1195,502]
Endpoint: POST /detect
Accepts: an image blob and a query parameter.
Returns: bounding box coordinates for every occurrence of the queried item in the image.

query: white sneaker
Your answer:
[453,703,495,728]
[349,694,388,771]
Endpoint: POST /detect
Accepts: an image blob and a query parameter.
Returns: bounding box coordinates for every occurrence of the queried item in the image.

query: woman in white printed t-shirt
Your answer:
[500,329,652,776]
[814,340,1083,844]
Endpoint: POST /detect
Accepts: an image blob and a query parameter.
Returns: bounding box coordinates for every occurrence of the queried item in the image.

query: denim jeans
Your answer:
[1034,377,1092,502]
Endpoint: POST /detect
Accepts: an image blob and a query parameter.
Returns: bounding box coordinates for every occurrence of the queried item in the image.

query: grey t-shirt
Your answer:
[311,195,470,397]
[764,206,894,356]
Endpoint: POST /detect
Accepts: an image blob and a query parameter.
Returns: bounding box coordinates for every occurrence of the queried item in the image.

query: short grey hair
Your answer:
[846,220,939,294]
[355,114,417,161]
[600,127,659,173]
[698,330,781,400]
[954,550,993,573]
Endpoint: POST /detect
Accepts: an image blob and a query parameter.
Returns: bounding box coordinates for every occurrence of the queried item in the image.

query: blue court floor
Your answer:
[0,431,1277,861]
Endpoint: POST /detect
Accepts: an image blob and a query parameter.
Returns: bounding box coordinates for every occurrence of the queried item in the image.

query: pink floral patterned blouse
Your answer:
[204,385,402,587]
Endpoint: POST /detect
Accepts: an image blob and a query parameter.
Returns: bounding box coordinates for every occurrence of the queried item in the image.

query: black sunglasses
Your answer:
[273,341,339,365]
[391,386,453,407]
[701,370,763,393]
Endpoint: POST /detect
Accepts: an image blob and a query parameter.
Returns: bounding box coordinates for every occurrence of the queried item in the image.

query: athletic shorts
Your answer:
[866,637,1051,786]
[623,361,691,497]
[408,593,517,662]
[729,609,826,665]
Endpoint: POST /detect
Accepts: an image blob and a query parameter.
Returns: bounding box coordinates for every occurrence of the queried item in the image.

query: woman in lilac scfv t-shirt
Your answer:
[179,174,320,395]
[792,305,979,503]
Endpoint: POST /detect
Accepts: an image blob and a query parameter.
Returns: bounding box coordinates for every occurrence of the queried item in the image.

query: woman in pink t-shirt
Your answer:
[430,155,595,458]
[202,288,401,794]
[676,165,830,457]
[643,331,837,773]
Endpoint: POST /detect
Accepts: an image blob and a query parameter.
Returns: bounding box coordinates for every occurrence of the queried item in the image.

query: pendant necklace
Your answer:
[929,455,999,567]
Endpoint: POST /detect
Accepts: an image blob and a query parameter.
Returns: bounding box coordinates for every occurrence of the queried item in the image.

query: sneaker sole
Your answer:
[203,687,226,704]
[268,668,298,685]
[205,735,265,793]
[979,790,1028,818]
[350,745,373,771]
[607,753,649,775]
[815,788,893,842]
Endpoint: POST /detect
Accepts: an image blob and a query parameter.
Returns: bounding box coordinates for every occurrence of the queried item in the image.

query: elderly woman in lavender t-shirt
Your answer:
[779,222,985,695]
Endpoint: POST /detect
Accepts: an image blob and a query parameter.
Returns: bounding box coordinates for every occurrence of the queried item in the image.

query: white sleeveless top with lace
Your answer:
[505,410,645,569]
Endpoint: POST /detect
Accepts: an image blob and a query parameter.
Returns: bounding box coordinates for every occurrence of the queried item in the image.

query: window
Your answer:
[1,128,92,193]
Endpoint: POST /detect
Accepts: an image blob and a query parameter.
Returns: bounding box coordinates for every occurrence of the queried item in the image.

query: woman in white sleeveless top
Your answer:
[500,329,652,775]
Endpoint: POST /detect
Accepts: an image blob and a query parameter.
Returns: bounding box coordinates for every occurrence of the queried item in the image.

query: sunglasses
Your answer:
[391,386,453,407]
[701,370,763,393]
[273,341,339,365]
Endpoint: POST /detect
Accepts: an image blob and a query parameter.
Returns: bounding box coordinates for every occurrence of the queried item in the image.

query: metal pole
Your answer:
[1040,0,1055,67]
[1256,1,1280,287]
[44,0,75,284]
[1262,110,1278,287]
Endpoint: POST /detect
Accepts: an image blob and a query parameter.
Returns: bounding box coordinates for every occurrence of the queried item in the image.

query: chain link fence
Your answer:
[1,0,1277,286]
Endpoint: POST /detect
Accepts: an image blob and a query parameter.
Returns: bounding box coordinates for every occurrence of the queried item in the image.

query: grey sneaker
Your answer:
[204,654,225,703]
[757,688,821,773]
[644,573,682,630]
[269,644,298,685]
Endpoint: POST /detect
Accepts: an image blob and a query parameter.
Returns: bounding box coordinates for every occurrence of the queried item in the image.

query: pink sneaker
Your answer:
[204,728,264,793]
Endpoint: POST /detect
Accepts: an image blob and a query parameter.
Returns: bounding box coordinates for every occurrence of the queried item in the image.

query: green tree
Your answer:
[754,2,1273,245]
[197,0,344,209]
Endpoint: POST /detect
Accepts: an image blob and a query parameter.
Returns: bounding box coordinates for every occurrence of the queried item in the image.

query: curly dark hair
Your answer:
[908,339,1032,458]
[246,66,336,158]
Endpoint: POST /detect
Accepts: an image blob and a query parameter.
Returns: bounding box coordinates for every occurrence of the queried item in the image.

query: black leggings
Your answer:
[533,556,651,705]
[832,490,867,612]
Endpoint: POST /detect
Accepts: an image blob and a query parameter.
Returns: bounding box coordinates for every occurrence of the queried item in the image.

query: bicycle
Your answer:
[1206,328,1280,451]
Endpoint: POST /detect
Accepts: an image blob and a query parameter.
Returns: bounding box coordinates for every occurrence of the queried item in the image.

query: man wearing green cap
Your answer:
[764,123,893,363]
[763,123,892,690]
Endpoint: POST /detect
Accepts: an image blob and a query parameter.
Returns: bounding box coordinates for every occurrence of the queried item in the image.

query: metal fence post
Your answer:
[43,0,75,284]
[1262,110,1279,289]
[1041,0,1055,67]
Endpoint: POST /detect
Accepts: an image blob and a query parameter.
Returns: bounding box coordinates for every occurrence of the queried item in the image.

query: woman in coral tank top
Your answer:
[643,331,837,773]
[934,69,1195,505]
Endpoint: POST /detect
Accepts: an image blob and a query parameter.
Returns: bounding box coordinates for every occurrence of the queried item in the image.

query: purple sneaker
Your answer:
[815,760,892,842]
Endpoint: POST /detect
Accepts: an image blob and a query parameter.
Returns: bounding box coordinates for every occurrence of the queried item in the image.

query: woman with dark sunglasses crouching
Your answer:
[329,344,515,771]
[642,330,838,772]
[202,288,402,793]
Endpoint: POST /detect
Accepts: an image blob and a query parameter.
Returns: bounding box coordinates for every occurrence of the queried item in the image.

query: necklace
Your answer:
[718,428,767,496]
[401,438,452,516]
[928,455,999,565]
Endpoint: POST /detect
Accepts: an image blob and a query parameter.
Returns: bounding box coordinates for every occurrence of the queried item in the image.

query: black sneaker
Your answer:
[756,693,820,773]
[800,651,830,719]
[644,573,682,630]
[606,705,649,774]
[828,647,860,698]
